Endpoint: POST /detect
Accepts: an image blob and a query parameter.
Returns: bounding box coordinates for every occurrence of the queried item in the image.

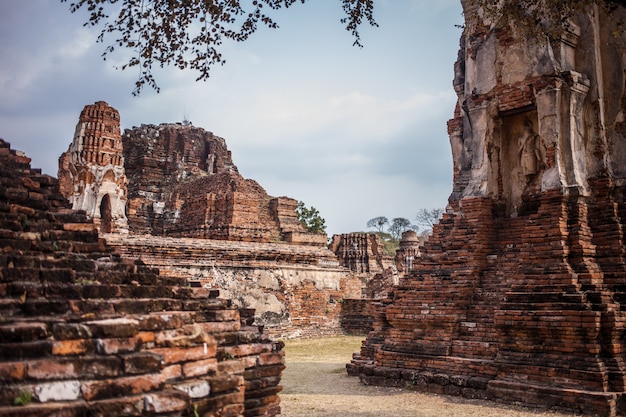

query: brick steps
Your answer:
[0,138,283,416]
[351,191,626,415]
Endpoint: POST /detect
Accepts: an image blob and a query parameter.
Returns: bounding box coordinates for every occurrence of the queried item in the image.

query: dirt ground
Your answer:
[279,336,580,417]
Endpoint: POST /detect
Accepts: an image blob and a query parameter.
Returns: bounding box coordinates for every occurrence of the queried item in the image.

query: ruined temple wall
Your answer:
[105,234,364,338]
[160,173,284,242]
[350,4,626,415]
[451,4,626,206]
[120,123,313,243]
[122,123,237,237]
[329,233,392,274]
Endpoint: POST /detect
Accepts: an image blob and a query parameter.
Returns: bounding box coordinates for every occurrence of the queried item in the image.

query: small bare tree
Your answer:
[414,208,444,236]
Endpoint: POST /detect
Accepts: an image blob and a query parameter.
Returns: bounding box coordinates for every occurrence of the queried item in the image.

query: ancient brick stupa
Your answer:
[349,2,626,416]
[58,103,324,245]
[58,101,128,234]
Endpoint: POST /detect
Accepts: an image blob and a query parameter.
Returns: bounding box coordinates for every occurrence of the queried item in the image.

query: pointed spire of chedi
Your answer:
[58,101,128,234]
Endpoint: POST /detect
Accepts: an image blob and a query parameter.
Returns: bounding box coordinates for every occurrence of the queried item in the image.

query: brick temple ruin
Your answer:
[0,104,400,416]
[5,0,623,415]
[58,101,128,234]
[0,139,284,416]
[57,101,398,337]
[348,2,626,416]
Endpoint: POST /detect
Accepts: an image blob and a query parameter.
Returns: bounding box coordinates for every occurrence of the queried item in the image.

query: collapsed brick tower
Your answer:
[58,101,128,234]
[349,3,626,415]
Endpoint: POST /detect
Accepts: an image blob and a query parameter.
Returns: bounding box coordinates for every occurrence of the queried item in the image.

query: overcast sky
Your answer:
[0,0,463,237]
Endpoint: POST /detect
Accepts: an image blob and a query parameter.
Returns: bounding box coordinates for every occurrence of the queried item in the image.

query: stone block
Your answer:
[84,318,139,338]
[174,379,210,399]
[88,395,144,417]
[137,312,192,331]
[217,359,246,375]
[150,345,213,364]
[0,322,48,343]
[208,374,244,394]
[0,341,52,359]
[34,380,81,402]
[26,358,77,380]
[0,361,25,381]
[256,352,284,367]
[143,389,190,414]
[81,370,173,401]
[96,336,141,355]
[182,358,218,378]
[193,390,245,416]
[62,223,97,232]
[75,356,122,378]
[52,339,96,356]
[51,323,92,340]
[122,352,164,374]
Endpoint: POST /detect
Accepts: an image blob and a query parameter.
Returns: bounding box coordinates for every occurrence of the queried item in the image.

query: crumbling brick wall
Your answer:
[339,299,375,336]
[121,123,315,244]
[0,139,283,417]
[104,234,363,338]
[349,3,626,416]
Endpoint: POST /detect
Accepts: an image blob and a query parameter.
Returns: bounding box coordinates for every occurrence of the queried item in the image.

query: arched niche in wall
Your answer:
[100,194,112,233]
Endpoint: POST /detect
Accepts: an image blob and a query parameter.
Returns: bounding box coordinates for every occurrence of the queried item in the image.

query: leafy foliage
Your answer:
[61,0,378,95]
[366,215,418,255]
[388,217,416,241]
[340,0,378,47]
[296,201,326,234]
[467,0,625,40]
[377,231,399,256]
[13,392,32,406]
[61,0,625,95]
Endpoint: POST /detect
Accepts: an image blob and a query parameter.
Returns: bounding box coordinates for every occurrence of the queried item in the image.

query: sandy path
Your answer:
[279,336,580,417]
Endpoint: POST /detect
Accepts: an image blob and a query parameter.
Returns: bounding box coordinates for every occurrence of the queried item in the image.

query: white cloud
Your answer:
[0,0,463,236]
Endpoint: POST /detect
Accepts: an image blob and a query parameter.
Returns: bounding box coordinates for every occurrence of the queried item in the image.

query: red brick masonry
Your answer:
[348,188,626,415]
[0,138,283,417]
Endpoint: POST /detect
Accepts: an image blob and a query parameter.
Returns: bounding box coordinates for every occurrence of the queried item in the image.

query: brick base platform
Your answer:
[348,185,626,416]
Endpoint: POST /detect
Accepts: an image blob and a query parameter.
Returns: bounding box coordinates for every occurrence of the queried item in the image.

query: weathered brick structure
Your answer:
[339,299,376,336]
[329,233,387,274]
[122,122,317,244]
[58,101,128,234]
[104,234,362,338]
[0,139,283,416]
[394,230,421,277]
[329,233,398,298]
[56,106,364,336]
[349,3,626,416]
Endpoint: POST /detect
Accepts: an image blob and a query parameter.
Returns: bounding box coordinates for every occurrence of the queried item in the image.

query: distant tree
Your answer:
[296,201,326,234]
[414,208,444,232]
[61,0,377,95]
[367,216,389,233]
[377,232,399,256]
[388,217,416,241]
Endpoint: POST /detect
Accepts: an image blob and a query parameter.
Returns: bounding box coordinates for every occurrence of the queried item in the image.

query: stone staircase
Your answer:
[0,138,284,417]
